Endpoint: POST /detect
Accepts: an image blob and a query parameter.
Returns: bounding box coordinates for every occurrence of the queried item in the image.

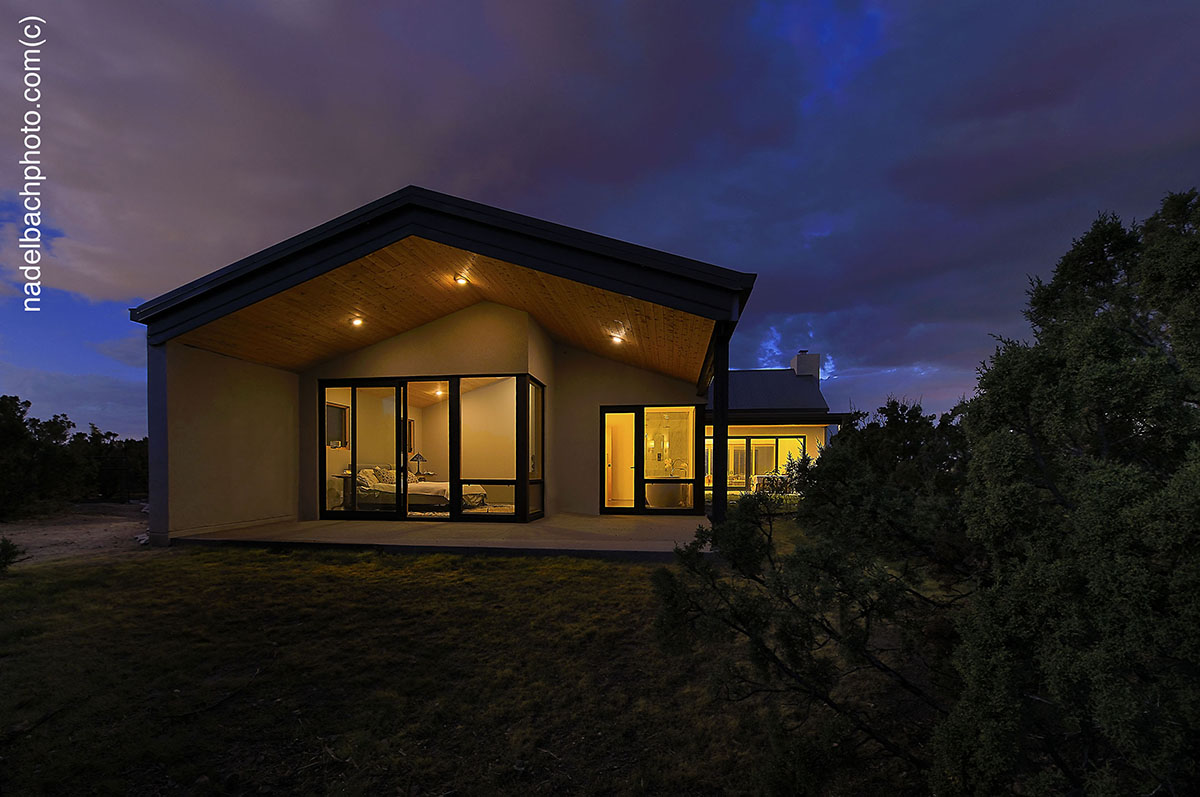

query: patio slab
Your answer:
[172,512,709,561]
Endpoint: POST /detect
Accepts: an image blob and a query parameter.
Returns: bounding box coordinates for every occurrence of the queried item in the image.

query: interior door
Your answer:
[603,411,636,508]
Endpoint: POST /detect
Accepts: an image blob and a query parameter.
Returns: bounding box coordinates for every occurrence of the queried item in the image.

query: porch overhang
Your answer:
[131,186,756,387]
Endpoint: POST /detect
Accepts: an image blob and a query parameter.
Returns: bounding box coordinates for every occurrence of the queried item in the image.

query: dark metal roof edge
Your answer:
[131,185,757,324]
[404,187,757,289]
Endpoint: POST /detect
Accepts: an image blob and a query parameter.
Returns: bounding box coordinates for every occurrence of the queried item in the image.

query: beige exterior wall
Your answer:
[160,299,835,527]
[527,316,555,514]
[163,299,713,525]
[552,343,698,514]
[307,301,532,380]
[298,302,556,519]
[165,341,299,534]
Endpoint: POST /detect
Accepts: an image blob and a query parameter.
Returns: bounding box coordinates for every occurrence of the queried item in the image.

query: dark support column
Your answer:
[516,375,530,522]
[711,324,731,524]
[449,377,462,518]
[147,341,170,546]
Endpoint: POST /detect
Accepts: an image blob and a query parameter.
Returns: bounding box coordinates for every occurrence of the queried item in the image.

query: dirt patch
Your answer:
[1,503,150,564]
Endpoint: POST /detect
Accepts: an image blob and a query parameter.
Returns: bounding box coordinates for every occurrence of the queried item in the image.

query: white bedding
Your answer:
[356,468,488,501]
[407,481,487,500]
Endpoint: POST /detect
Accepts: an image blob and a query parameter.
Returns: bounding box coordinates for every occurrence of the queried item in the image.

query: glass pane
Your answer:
[646,483,694,509]
[778,437,806,473]
[751,439,777,476]
[407,381,450,518]
[604,412,636,508]
[704,438,713,488]
[461,377,516,479]
[462,483,515,515]
[643,406,694,480]
[529,382,544,480]
[728,440,748,490]
[529,482,544,514]
[352,386,398,512]
[324,387,353,511]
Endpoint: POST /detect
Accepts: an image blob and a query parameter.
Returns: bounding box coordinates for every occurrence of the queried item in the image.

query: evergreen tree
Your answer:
[933,191,1200,794]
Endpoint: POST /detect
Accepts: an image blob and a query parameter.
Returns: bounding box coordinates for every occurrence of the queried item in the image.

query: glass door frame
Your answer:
[704,434,809,494]
[319,373,544,523]
[319,377,406,519]
[598,403,705,516]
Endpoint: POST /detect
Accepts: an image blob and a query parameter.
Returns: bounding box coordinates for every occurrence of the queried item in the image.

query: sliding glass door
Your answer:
[322,384,402,513]
[320,374,544,522]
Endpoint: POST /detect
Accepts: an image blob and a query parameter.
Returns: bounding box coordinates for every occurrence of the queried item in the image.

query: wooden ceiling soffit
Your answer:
[174,236,716,383]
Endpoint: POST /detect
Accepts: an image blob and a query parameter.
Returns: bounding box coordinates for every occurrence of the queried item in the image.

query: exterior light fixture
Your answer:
[454,275,470,285]
[351,318,363,326]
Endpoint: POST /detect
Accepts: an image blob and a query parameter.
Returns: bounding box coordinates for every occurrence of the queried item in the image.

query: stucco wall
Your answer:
[299,302,539,518]
[418,399,450,478]
[307,301,532,380]
[295,300,699,519]
[166,341,299,533]
[527,316,555,514]
[552,343,698,514]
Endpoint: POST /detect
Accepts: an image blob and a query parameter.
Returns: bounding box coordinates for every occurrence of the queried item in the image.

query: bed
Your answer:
[352,466,487,510]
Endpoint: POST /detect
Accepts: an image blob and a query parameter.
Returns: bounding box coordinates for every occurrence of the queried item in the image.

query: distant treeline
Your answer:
[0,395,148,521]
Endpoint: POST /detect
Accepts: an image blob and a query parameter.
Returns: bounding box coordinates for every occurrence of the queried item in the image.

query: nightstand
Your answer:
[335,473,355,508]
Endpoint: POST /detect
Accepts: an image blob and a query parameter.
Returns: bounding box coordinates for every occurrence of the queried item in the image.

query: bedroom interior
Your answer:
[322,374,543,520]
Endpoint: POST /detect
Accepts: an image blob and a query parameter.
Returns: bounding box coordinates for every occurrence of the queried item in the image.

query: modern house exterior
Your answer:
[705,352,841,500]
[131,186,844,545]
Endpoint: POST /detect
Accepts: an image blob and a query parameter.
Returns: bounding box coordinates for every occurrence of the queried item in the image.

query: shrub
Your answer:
[655,400,974,786]
[0,536,24,574]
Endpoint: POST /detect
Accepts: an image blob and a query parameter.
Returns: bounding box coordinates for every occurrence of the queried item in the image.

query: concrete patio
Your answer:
[172,512,710,561]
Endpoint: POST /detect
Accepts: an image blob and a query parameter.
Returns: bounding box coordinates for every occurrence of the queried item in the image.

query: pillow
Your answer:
[406,470,418,483]
[374,466,397,485]
[356,468,379,489]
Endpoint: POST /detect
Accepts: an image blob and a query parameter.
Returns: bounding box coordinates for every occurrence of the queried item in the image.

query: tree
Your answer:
[0,395,150,520]
[655,399,975,790]
[0,395,38,519]
[933,191,1200,794]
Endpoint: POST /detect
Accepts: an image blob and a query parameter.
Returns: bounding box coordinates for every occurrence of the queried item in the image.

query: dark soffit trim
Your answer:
[702,409,854,426]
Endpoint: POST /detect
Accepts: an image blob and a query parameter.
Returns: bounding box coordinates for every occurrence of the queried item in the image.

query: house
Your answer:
[130,186,844,545]
[704,352,842,500]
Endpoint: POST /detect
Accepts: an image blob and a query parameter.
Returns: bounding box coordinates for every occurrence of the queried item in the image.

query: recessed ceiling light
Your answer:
[435,389,444,396]
[351,318,363,326]
[454,275,469,285]
[611,335,624,344]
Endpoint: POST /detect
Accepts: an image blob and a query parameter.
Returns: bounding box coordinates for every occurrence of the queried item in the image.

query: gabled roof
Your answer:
[131,186,756,390]
[706,369,847,425]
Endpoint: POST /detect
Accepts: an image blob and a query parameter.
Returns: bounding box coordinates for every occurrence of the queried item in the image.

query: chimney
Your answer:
[790,349,820,378]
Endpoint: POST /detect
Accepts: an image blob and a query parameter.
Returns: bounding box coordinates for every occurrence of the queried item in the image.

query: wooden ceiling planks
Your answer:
[174,236,715,382]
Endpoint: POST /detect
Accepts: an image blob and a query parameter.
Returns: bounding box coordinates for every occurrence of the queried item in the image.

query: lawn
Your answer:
[0,547,773,795]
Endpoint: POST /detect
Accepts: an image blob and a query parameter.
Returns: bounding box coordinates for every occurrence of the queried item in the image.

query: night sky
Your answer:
[2,1,1198,438]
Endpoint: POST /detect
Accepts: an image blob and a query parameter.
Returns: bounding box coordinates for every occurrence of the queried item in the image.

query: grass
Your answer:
[0,547,773,795]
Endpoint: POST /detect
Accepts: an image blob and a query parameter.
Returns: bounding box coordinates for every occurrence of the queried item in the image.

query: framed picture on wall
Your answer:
[325,402,349,447]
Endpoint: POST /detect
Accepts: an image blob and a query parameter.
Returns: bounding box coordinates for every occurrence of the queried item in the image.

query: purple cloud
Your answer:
[0,0,1196,426]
